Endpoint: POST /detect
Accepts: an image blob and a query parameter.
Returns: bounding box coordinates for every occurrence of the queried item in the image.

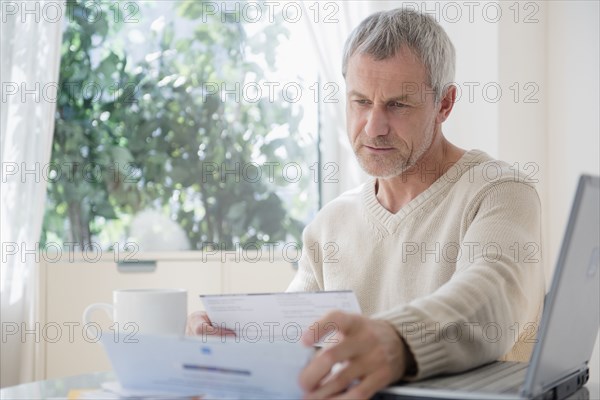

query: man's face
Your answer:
[345,48,440,178]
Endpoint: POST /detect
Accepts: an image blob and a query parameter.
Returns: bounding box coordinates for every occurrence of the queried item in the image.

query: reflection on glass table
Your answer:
[0,371,597,400]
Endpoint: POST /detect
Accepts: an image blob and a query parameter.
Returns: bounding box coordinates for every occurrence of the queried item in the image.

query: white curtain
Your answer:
[1,1,63,386]
[300,1,400,204]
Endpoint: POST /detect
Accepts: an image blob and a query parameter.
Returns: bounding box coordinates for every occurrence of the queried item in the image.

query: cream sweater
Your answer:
[287,149,545,380]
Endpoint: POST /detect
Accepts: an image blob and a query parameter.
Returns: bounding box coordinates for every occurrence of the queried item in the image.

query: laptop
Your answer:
[377,174,600,400]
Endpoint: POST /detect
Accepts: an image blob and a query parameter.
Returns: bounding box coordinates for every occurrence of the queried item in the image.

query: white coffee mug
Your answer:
[82,288,187,336]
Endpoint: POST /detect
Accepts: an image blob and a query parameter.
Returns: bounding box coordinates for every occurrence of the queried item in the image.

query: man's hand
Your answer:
[299,311,414,399]
[185,311,236,337]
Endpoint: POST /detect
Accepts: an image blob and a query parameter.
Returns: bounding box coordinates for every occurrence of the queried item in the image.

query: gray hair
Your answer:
[342,8,456,102]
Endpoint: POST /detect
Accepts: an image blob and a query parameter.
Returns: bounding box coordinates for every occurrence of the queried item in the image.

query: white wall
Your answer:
[546,0,600,387]
[497,1,548,270]
[546,1,600,276]
[498,0,600,385]
[442,4,500,155]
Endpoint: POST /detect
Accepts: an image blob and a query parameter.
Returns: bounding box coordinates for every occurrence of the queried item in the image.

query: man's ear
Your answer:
[436,84,457,124]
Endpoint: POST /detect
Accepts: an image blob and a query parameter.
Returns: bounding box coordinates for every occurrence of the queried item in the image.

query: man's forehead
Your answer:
[345,50,429,93]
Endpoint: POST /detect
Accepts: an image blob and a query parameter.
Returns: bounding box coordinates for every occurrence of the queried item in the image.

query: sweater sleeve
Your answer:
[373,180,546,380]
[286,224,322,292]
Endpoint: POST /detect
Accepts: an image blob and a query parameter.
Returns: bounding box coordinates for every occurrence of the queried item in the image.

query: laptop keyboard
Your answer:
[403,361,528,393]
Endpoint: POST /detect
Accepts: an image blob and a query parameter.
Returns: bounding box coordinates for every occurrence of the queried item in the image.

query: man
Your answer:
[188,8,545,399]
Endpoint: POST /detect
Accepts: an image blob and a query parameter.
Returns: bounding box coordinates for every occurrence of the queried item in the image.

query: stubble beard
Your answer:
[353,130,435,179]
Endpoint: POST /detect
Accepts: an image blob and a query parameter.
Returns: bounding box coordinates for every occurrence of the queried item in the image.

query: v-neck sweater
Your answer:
[287,149,545,380]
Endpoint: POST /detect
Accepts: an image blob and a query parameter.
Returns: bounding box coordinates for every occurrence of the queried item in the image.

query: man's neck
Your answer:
[375,136,465,214]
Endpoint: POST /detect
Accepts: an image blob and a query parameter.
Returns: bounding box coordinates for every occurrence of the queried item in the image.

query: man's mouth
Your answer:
[364,145,394,153]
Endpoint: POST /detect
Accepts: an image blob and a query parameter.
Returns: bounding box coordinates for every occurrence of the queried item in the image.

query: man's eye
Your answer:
[391,102,407,108]
[354,99,370,105]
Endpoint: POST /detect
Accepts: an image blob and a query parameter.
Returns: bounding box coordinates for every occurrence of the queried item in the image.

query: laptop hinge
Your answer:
[530,368,589,400]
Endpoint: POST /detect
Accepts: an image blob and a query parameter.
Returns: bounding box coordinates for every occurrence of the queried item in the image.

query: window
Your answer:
[42,0,321,252]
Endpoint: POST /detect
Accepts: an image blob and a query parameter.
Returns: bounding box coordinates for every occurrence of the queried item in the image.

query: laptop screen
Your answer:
[523,175,600,397]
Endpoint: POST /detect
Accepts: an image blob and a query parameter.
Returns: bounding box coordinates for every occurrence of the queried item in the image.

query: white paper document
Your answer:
[200,291,362,343]
[101,334,313,399]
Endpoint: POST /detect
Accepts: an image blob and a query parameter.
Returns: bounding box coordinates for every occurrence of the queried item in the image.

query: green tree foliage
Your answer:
[42,0,310,250]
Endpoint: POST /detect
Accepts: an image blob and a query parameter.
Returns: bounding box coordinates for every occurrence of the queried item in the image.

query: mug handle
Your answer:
[82,303,114,325]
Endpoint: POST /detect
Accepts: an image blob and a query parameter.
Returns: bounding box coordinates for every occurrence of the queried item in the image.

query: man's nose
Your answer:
[364,106,389,137]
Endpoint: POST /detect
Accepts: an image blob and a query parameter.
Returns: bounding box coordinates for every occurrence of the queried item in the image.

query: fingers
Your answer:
[299,314,408,399]
[203,323,236,337]
[300,312,375,394]
[186,311,236,338]
[332,368,392,400]
[186,311,209,336]
[299,334,365,392]
[303,360,363,399]
[301,310,359,346]
[302,339,387,398]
